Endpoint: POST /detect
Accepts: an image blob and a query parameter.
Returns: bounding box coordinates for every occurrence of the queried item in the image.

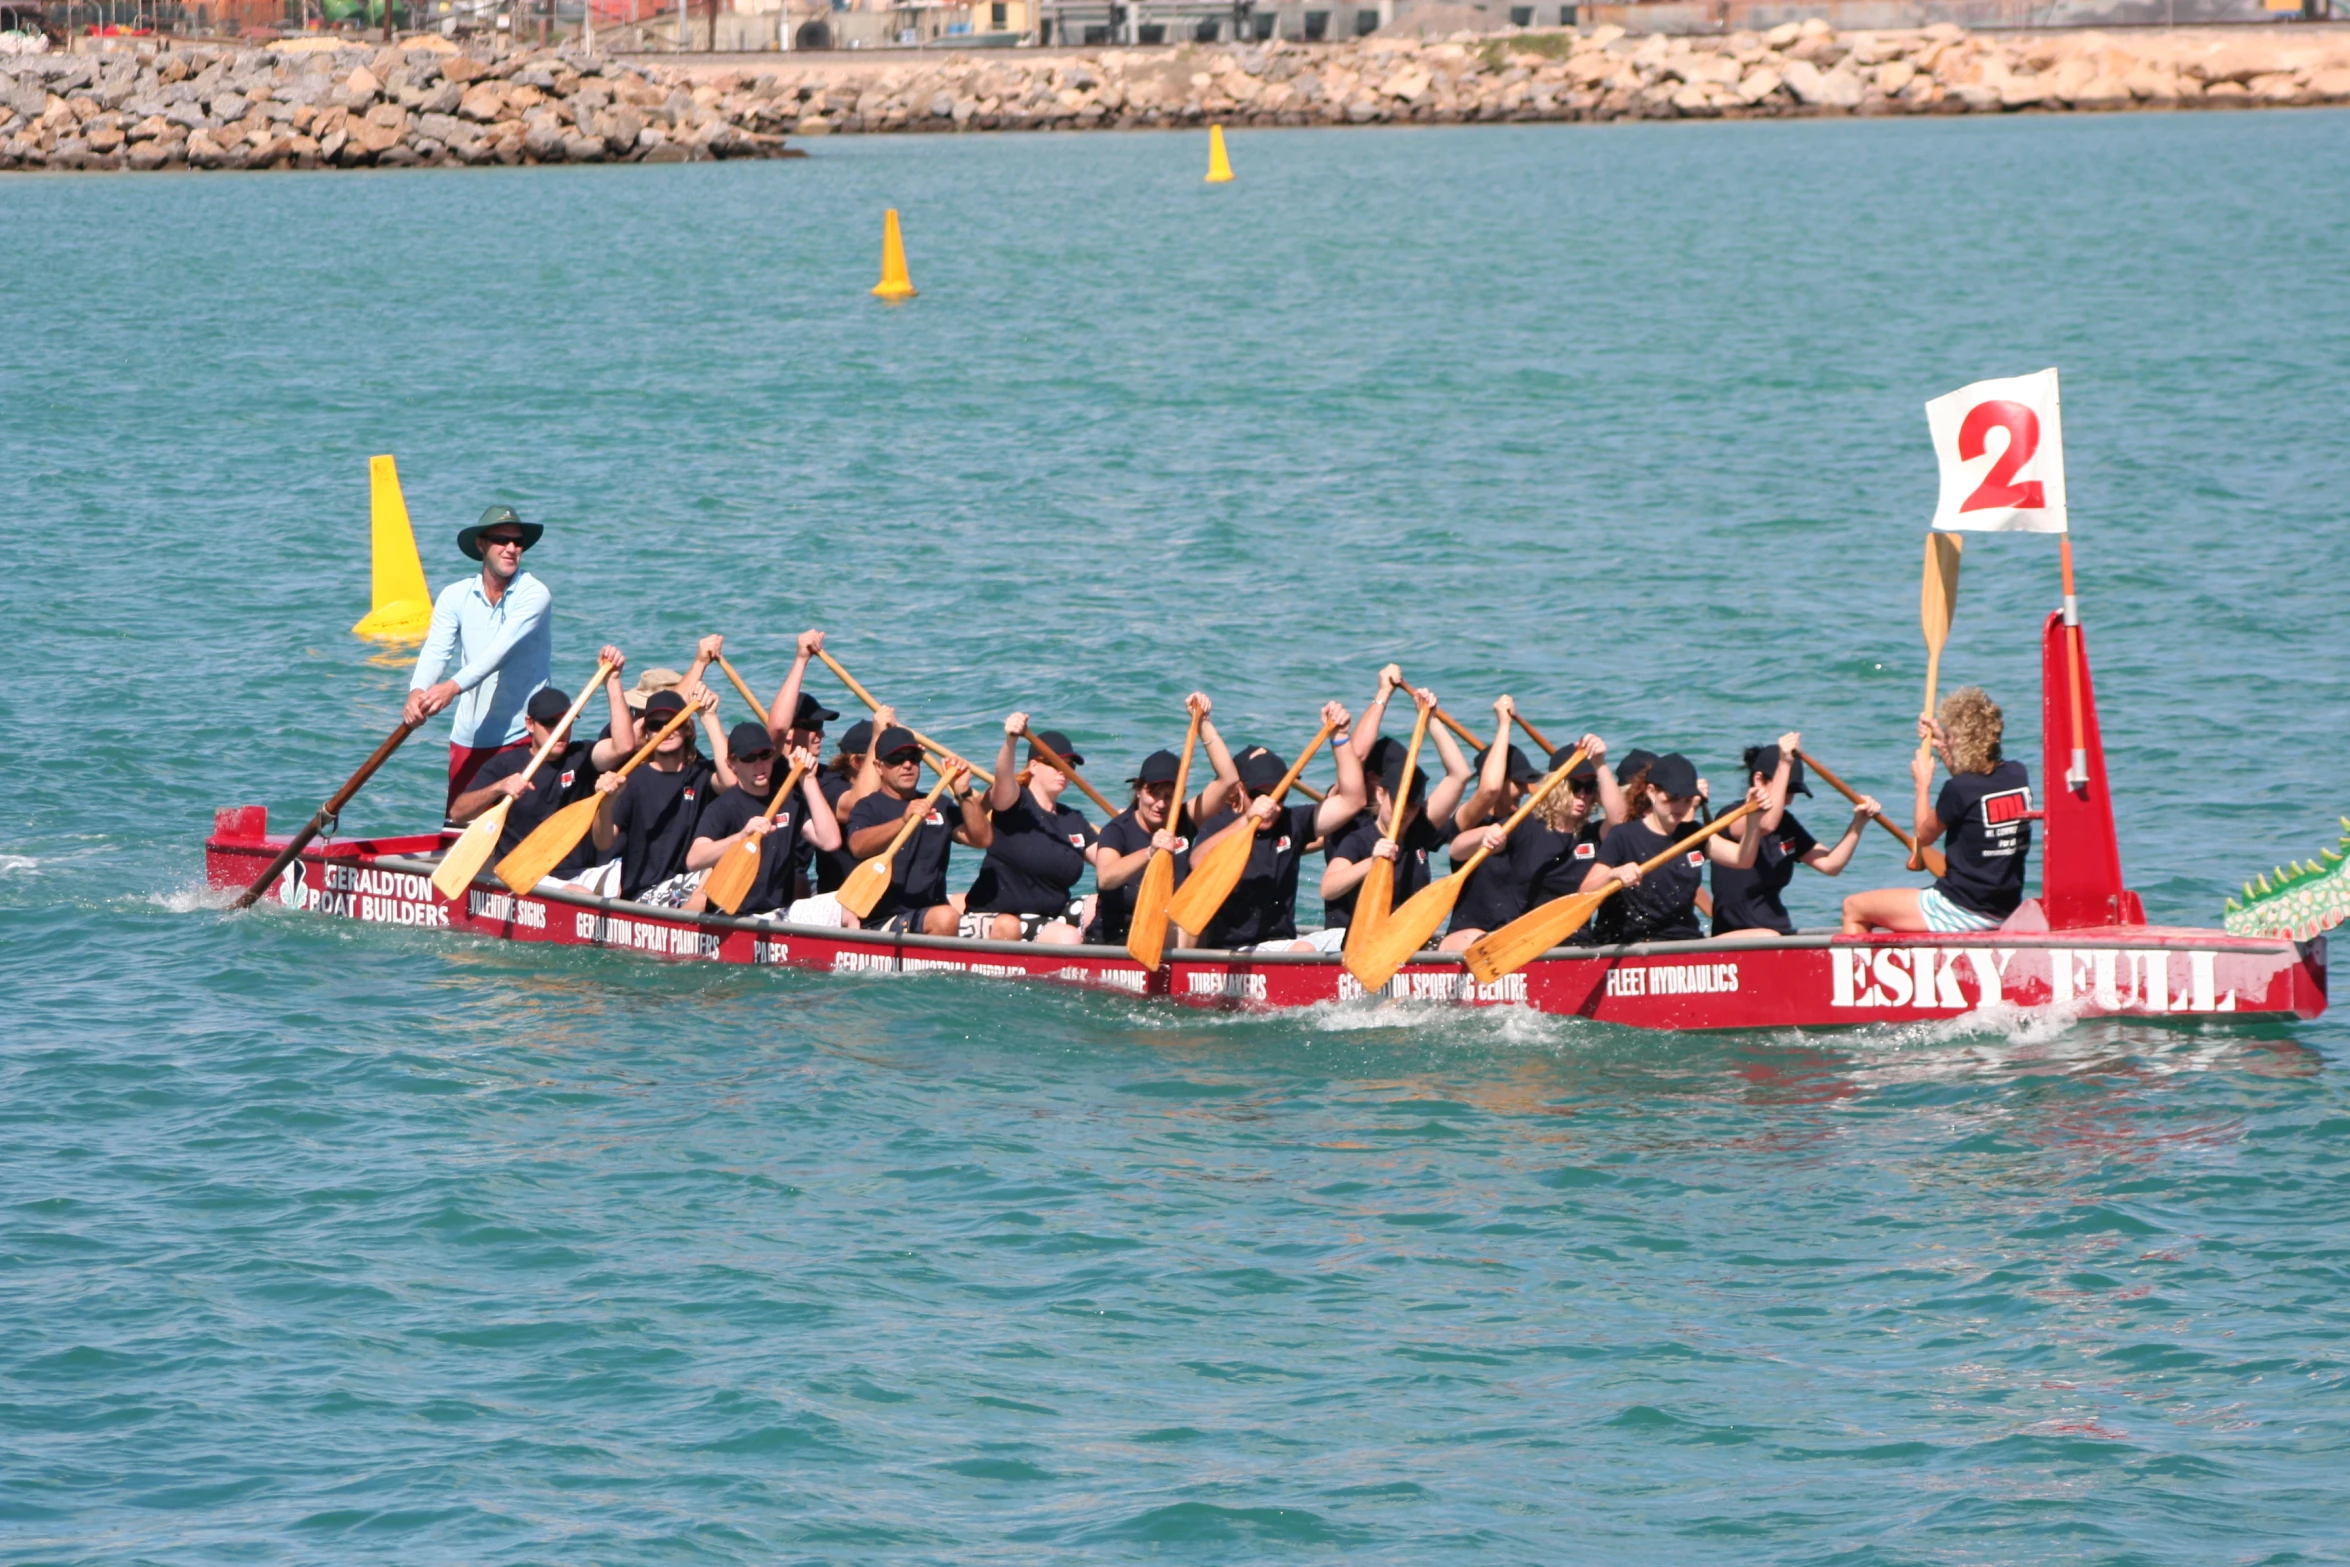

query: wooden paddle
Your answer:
[702,754,809,916]
[1018,726,1118,818]
[430,660,614,900]
[1344,749,1585,991]
[1799,749,1945,877]
[814,648,994,786]
[837,769,959,921]
[1165,719,1340,937]
[1914,531,1963,867]
[230,716,422,909]
[1341,698,1432,967]
[491,700,699,894]
[715,655,769,726]
[1126,708,1203,971]
[1433,703,1553,757]
[1463,800,1761,986]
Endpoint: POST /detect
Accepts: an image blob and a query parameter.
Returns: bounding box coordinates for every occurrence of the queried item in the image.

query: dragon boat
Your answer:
[205,615,2326,1030]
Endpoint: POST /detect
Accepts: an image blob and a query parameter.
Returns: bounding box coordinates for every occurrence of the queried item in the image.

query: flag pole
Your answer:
[2059,532,2088,793]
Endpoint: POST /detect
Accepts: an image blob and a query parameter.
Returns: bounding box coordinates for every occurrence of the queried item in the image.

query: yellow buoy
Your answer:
[1205,123,1234,183]
[351,454,434,642]
[872,208,917,300]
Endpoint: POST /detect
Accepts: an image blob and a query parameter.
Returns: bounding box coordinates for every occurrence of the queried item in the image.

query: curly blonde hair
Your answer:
[1938,687,2004,776]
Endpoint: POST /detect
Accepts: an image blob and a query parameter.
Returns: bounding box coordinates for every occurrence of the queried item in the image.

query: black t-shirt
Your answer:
[1090,806,1193,944]
[1189,801,1320,949]
[472,738,612,876]
[1710,810,1820,936]
[694,780,807,917]
[846,786,969,923]
[609,756,717,899]
[1323,810,1449,928]
[966,791,1098,915]
[1934,761,2033,918]
[1597,815,1710,943]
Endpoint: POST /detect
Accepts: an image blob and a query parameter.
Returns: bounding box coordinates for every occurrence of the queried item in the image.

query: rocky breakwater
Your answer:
[765,21,2350,132]
[0,40,799,170]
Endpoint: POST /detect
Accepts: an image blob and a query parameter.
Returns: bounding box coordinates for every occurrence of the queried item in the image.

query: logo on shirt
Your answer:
[1276,836,1292,853]
[1573,842,1596,860]
[926,810,946,826]
[682,787,698,802]
[1685,850,1705,868]
[1414,848,1426,864]
[1982,787,2032,825]
[1173,836,1190,852]
[1067,833,1086,847]
[558,769,576,788]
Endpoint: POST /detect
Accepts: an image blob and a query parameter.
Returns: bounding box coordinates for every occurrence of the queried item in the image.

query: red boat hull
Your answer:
[203,807,2326,1031]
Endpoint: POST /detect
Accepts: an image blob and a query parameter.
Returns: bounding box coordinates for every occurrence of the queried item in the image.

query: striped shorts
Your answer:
[1919,886,2001,933]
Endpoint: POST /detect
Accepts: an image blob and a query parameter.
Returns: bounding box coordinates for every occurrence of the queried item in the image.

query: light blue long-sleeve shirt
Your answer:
[408,570,553,748]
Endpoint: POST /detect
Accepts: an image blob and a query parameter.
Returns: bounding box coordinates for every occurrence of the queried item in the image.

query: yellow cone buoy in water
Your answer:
[1205,123,1234,183]
[351,454,434,641]
[872,208,917,300]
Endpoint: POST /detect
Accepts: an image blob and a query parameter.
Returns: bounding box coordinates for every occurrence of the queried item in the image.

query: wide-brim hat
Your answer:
[624,667,686,711]
[457,504,543,561]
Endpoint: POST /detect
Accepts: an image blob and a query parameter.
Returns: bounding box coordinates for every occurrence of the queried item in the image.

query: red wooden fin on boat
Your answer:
[2038,609,2143,930]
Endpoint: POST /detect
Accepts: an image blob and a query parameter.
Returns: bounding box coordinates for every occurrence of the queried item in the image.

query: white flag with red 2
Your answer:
[1925,368,2068,534]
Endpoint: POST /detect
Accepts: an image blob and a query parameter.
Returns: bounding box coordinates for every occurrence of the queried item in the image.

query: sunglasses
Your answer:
[735,750,776,766]
[1568,781,1599,796]
[480,533,527,549]
[882,750,924,766]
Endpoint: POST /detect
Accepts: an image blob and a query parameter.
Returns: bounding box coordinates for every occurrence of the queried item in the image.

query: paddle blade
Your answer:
[1344,872,1466,991]
[494,795,599,894]
[702,835,764,916]
[1165,828,1251,936]
[431,799,510,901]
[1125,851,1177,970]
[1462,889,1608,986]
[835,852,894,921]
[1342,860,1395,964]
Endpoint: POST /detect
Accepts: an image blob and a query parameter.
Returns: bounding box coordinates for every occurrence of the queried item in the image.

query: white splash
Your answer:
[0,854,36,874]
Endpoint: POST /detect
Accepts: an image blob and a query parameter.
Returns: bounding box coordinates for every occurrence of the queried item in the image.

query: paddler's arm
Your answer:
[1453,696,1516,831]
[988,714,1026,813]
[1312,701,1364,834]
[688,683,736,792]
[766,628,822,748]
[1585,734,1627,826]
[949,765,993,849]
[1702,786,1773,869]
[1346,664,1402,763]
[1190,796,1272,863]
[796,753,844,852]
[589,645,634,767]
[1095,835,1155,891]
[402,584,463,725]
[841,704,894,820]
[1320,851,1374,902]
[590,770,626,853]
[1193,696,1238,822]
[449,770,529,824]
[686,815,767,873]
[1803,795,1879,876]
[1760,733,1799,833]
[682,633,723,700]
[1911,717,1948,846]
[1426,700,1474,826]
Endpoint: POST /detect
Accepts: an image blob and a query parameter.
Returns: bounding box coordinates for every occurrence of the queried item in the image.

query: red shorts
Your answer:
[447,739,529,814]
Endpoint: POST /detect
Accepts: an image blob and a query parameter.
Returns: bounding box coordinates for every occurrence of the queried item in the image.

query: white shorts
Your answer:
[539,859,623,900]
[637,869,707,909]
[776,893,848,927]
[1919,886,2002,933]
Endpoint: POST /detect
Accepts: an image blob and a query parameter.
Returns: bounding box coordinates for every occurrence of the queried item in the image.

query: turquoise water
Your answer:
[5,109,2350,1562]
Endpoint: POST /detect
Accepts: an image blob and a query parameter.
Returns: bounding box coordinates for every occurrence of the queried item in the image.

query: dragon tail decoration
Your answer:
[2224,816,2350,941]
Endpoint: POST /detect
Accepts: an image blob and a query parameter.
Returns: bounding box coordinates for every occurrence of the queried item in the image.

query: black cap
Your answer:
[644,689,688,720]
[874,725,921,760]
[1647,752,1700,798]
[1744,744,1812,796]
[838,719,873,755]
[1129,749,1182,785]
[1616,748,1657,783]
[791,692,840,729]
[1477,743,1537,786]
[525,686,572,725]
[1550,744,1598,783]
[456,503,543,561]
[1379,746,1427,799]
[1363,735,1399,776]
[728,721,774,756]
[1235,746,1288,793]
[1027,730,1083,768]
